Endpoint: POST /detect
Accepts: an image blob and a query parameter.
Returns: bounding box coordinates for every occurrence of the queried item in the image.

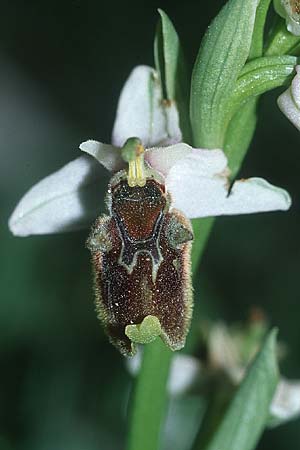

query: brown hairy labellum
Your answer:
[86,147,193,356]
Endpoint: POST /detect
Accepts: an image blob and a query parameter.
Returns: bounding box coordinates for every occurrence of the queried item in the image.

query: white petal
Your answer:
[270,378,300,422]
[278,66,300,130]
[166,153,291,218]
[79,139,124,172]
[278,87,300,130]
[9,156,105,236]
[112,65,181,148]
[145,143,193,176]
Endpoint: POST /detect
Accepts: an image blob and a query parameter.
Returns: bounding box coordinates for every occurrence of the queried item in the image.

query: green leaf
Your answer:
[202,330,279,450]
[154,9,191,142]
[238,54,296,77]
[190,0,259,148]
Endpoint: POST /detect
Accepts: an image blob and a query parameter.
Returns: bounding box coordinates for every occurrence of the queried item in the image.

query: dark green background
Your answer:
[1,1,299,449]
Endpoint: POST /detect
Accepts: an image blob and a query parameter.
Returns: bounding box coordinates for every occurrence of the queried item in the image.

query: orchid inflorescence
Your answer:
[7,1,300,448]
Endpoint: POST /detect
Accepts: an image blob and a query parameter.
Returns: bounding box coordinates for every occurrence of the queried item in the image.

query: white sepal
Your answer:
[9,156,104,236]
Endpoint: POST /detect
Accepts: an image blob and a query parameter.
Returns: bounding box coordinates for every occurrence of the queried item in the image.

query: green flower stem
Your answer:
[126,339,172,450]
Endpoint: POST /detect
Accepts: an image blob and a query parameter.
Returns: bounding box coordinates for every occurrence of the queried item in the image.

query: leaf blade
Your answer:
[203,330,279,450]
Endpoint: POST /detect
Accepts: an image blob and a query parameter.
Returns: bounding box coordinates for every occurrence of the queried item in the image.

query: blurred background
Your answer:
[1,1,300,449]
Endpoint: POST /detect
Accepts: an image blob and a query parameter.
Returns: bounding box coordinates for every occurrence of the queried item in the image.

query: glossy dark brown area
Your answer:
[112,179,166,240]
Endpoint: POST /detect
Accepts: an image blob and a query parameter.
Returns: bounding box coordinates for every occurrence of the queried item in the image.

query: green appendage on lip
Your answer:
[125,315,162,344]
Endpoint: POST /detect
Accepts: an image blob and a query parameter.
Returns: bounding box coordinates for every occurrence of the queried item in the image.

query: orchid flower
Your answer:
[278,65,300,130]
[274,0,300,36]
[9,65,291,237]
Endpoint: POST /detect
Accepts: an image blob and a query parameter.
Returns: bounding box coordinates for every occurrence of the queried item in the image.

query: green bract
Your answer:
[190,0,260,148]
[230,55,296,117]
[154,9,191,142]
